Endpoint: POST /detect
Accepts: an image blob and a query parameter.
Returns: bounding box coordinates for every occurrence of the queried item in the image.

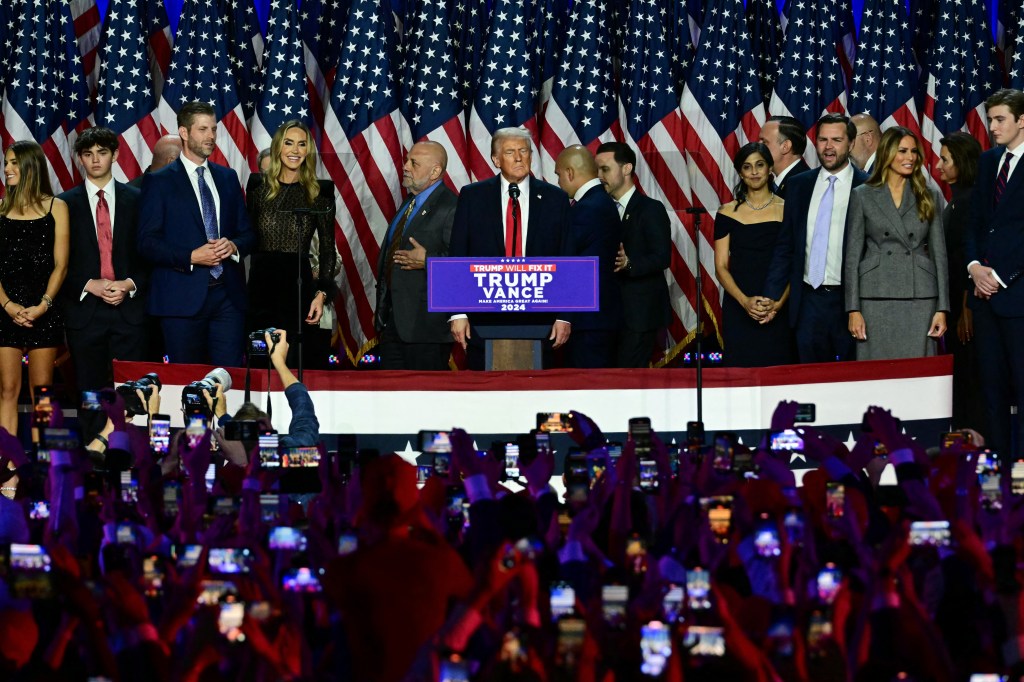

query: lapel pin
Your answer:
[624,213,631,220]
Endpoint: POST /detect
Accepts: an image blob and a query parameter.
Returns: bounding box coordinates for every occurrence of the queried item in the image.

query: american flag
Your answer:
[300,0,350,140]
[320,0,411,363]
[449,0,489,111]
[399,0,471,189]
[619,0,718,364]
[908,0,938,69]
[538,0,619,179]
[530,0,569,116]
[249,0,310,151]
[158,0,256,184]
[680,0,767,213]
[94,0,163,182]
[996,0,1020,77]
[466,0,540,181]
[140,0,173,100]
[920,0,1001,188]
[71,0,102,97]
[746,0,783,108]
[848,0,938,192]
[770,0,850,166]
[848,0,920,131]
[1,0,91,192]
[219,0,264,123]
[664,0,700,88]
[1012,31,1024,90]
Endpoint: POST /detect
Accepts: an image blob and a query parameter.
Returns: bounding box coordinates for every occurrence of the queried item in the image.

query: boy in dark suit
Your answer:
[966,88,1024,455]
[59,127,147,390]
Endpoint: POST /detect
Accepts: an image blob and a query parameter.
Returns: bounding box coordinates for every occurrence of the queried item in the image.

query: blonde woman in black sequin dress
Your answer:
[0,141,69,435]
[245,121,336,368]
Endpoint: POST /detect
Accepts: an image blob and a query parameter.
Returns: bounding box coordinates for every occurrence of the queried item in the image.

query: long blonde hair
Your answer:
[867,127,935,222]
[264,120,320,204]
[0,141,54,216]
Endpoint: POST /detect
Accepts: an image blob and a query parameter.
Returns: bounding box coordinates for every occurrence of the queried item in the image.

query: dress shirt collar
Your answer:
[499,174,530,199]
[86,177,115,200]
[179,154,209,178]
[573,177,603,203]
[412,178,442,211]
[816,161,854,185]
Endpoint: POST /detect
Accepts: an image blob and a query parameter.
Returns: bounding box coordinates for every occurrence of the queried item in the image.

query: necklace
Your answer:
[746,194,774,211]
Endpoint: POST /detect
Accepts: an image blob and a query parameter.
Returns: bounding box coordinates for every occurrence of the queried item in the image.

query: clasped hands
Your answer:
[191,237,237,267]
[85,278,133,306]
[968,262,1001,300]
[744,295,779,324]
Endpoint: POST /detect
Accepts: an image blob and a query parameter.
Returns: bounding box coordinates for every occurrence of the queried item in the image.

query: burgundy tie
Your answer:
[96,189,115,281]
[995,152,1013,205]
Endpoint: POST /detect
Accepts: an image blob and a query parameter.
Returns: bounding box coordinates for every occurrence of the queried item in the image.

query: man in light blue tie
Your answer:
[763,113,868,363]
[138,101,255,366]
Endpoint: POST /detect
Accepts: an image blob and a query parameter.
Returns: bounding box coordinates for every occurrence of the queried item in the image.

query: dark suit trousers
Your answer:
[567,329,616,369]
[972,302,1024,455]
[796,284,854,363]
[66,305,148,390]
[160,281,245,367]
[378,307,450,371]
[617,329,658,368]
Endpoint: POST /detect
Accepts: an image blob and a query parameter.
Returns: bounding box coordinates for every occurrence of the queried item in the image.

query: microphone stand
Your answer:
[277,205,334,382]
[685,206,708,425]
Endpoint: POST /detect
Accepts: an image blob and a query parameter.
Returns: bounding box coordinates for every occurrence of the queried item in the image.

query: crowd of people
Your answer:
[0,333,1021,681]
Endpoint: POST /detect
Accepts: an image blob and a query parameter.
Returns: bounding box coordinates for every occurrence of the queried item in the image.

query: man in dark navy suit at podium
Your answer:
[448,127,571,370]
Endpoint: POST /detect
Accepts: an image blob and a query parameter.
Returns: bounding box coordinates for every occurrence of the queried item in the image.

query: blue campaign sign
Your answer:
[427,257,600,313]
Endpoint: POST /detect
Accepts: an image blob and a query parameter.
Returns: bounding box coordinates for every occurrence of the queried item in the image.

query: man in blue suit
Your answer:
[764,113,868,363]
[137,101,254,366]
[554,145,623,368]
[448,127,571,369]
[966,88,1024,455]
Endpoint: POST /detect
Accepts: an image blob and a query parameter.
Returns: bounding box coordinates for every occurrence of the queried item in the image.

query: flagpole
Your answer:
[684,206,707,426]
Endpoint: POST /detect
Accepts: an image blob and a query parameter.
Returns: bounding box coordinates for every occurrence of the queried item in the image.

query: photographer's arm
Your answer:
[267,331,321,447]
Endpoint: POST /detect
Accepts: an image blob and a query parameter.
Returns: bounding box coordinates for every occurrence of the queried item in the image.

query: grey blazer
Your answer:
[844,183,949,312]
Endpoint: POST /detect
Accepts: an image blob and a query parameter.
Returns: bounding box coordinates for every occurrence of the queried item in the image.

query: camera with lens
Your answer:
[249,328,281,357]
[181,368,232,417]
[116,373,162,417]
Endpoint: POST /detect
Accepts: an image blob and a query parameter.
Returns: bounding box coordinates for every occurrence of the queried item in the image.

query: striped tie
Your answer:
[995,152,1013,205]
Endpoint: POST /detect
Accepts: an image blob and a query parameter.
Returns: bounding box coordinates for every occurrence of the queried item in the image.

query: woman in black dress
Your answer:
[0,141,69,435]
[937,131,985,430]
[714,142,794,367]
[246,121,337,369]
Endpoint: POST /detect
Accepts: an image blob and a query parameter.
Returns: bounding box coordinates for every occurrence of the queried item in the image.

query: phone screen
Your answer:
[753,516,781,557]
[439,656,470,682]
[258,433,280,467]
[713,433,736,472]
[683,626,725,657]
[281,446,320,468]
[150,415,170,455]
[32,388,53,444]
[816,563,841,603]
[268,527,307,551]
[909,520,951,547]
[550,581,576,620]
[536,412,572,433]
[826,482,845,518]
[9,543,53,598]
[663,585,684,623]
[418,430,452,453]
[640,620,672,676]
[638,459,658,491]
[163,483,181,516]
[602,584,628,628]
[770,429,804,455]
[629,417,652,455]
[282,567,322,593]
[1012,460,1024,496]
[977,452,1001,511]
[143,555,164,597]
[208,548,251,575]
[503,442,520,479]
[120,470,139,504]
[185,415,206,448]
[686,568,711,610]
[701,495,733,543]
[218,602,245,641]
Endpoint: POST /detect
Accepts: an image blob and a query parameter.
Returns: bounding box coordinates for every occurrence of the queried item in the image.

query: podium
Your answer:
[427,256,600,370]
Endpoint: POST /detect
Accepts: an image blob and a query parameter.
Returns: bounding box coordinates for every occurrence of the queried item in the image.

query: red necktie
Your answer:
[96,189,115,281]
[505,193,522,257]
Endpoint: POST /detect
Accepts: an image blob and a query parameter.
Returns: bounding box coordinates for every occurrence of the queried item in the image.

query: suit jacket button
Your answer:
[909,233,914,238]
[884,232,889,236]
[887,250,892,255]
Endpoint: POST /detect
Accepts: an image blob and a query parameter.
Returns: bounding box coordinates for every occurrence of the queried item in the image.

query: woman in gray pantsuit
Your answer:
[845,127,949,360]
